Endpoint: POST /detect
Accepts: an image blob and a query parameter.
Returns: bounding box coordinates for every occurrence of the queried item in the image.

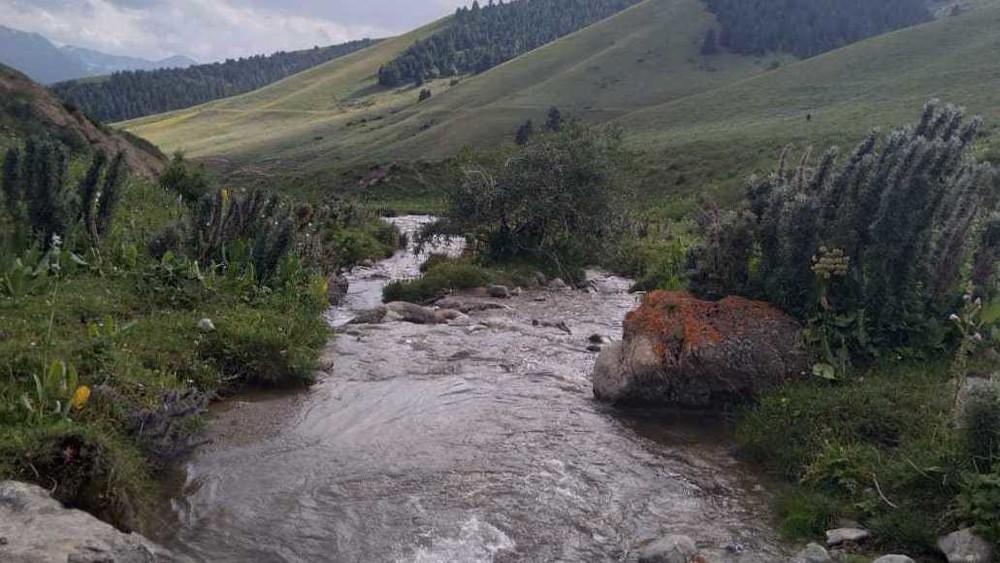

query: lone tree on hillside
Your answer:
[701,29,719,56]
[515,119,535,146]
[418,88,432,102]
[545,106,563,132]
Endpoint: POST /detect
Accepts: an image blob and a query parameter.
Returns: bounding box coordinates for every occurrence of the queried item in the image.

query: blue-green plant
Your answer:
[20,360,80,423]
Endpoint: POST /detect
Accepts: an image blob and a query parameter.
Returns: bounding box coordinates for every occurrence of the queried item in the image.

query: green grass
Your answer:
[123,0,771,195]
[735,359,1000,554]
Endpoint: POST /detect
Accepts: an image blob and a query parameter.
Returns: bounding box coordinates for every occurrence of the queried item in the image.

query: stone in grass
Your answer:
[789,542,833,563]
[637,534,698,563]
[196,317,215,332]
[937,528,993,563]
[825,528,870,546]
[488,285,511,299]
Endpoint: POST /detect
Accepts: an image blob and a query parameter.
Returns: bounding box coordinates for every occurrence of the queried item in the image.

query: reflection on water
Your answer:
[153,216,787,562]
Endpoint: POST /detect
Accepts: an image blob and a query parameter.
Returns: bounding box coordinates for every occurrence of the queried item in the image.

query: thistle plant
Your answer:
[692,100,1000,353]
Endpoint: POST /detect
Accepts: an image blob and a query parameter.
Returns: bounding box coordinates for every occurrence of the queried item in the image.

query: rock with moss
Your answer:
[385,301,439,324]
[789,543,832,563]
[593,291,809,407]
[327,274,350,305]
[637,534,698,563]
[937,528,993,563]
[0,480,184,562]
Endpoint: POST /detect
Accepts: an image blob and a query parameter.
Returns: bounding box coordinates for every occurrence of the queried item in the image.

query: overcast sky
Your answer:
[0,0,468,62]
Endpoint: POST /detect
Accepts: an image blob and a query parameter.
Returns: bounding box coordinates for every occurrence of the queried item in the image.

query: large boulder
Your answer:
[937,528,993,563]
[637,534,698,563]
[0,480,183,562]
[385,301,439,324]
[327,274,350,306]
[593,291,809,407]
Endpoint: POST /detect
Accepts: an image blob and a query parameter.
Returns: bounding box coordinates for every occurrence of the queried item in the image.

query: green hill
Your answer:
[123,0,771,179]
[125,0,1000,212]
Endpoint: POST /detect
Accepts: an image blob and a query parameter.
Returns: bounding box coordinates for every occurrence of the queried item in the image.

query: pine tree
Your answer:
[515,119,534,146]
[76,151,107,242]
[2,146,22,221]
[545,106,562,132]
[701,29,719,56]
[97,152,127,237]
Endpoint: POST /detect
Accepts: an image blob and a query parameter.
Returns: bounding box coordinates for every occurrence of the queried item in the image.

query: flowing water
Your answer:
[154,216,788,562]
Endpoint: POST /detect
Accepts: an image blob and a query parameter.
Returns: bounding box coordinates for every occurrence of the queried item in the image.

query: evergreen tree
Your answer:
[2,146,22,220]
[700,29,719,56]
[377,0,641,87]
[418,88,433,102]
[704,0,930,59]
[515,119,534,146]
[51,39,377,122]
[545,106,563,132]
[97,152,127,237]
[76,150,106,242]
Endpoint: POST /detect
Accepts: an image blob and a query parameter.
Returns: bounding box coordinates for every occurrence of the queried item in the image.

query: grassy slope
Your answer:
[618,2,1000,209]
[124,0,771,178]
[126,0,1000,213]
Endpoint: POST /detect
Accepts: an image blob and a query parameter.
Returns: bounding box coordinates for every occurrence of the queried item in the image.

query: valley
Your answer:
[3,0,1000,561]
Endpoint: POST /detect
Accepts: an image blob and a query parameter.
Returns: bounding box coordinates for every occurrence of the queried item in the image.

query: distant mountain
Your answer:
[0,25,89,84]
[0,25,195,84]
[60,45,197,75]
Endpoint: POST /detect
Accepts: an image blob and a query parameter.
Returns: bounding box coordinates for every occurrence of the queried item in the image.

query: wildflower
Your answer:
[70,385,90,410]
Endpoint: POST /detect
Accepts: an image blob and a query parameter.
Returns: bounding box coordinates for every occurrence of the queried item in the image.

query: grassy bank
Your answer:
[0,156,398,531]
[737,356,1000,555]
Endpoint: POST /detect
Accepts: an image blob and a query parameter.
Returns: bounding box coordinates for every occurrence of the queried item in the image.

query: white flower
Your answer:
[949,313,961,322]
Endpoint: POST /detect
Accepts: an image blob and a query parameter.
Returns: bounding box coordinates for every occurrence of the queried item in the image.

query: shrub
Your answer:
[962,381,1000,471]
[383,260,493,303]
[693,101,1000,351]
[960,470,1000,543]
[450,122,632,276]
[774,489,841,538]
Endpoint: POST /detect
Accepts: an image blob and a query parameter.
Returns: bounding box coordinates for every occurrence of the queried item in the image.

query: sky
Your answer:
[0,0,468,62]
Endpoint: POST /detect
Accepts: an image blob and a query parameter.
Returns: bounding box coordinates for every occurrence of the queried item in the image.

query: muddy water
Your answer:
[155,216,788,562]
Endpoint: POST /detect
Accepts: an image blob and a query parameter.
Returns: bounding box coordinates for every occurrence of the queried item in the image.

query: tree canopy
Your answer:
[377,0,640,87]
[51,39,377,122]
[703,0,931,58]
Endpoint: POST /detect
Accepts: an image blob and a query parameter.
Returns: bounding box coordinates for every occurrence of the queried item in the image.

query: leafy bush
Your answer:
[449,122,632,276]
[962,382,1000,471]
[383,260,493,303]
[960,470,1000,543]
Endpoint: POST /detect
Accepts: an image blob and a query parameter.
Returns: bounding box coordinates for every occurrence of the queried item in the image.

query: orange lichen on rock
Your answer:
[595,290,809,406]
[624,291,792,362]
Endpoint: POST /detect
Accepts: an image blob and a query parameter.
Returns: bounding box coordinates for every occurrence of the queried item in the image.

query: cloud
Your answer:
[0,0,395,61]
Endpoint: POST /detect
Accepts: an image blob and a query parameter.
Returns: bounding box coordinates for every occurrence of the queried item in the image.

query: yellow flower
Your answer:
[220,188,230,204]
[70,386,90,411]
